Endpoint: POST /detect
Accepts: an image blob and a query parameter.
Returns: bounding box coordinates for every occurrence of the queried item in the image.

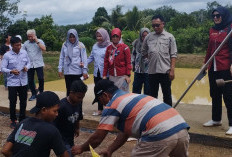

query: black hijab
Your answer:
[212,6,232,30]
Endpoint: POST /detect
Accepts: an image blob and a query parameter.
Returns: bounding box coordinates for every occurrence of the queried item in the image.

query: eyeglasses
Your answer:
[152,24,161,28]
[212,14,221,19]
[112,35,120,38]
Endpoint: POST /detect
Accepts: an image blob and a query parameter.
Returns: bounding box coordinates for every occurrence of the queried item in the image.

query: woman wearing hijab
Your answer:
[58,29,88,96]
[203,6,232,135]
[132,28,150,95]
[103,28,132,91]
[88,28,111,116]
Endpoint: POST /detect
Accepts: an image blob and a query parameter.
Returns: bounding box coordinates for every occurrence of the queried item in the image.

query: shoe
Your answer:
[226,127,232,135]
[92,112,102,116]
[29,95,36,101]
[203,120,222,127]
[10,121,17,129]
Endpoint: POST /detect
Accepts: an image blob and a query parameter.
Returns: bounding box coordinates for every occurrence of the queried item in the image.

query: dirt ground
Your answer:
[1,115,232,157]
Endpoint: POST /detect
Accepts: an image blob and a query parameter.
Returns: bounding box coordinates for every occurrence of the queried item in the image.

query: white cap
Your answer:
[15,35,22,40]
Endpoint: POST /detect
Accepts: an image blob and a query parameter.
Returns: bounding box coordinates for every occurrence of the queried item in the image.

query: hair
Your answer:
[2,34,11,44]
[152,15,165,22]
[27,29,36,36]
[70,80,88,93]
[10,36,21,45]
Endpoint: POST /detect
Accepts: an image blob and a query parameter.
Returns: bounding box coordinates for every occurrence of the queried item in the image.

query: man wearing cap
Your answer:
[72,79,190,157]
[1,91,69,157]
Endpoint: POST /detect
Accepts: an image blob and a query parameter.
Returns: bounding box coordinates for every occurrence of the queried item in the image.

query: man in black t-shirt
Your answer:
[1,91,69,157]
[54,80,87,157]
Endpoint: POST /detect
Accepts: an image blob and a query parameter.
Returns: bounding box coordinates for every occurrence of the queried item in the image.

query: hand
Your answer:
[103,76,107,79]
[80,62,84,68]
[125,76,131,84]
[33,34,38,43]
[58,72,63,78]
[10,69,20,75]
[23,67,28,72]
[169,69,175,81]
[71,145,83,155]
[83,73,88,80]
[99,149,112,157]
[74,129,79,137]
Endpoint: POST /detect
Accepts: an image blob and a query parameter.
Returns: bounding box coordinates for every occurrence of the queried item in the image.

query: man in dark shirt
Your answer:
[54,80,87,157]
[1,91,69,157]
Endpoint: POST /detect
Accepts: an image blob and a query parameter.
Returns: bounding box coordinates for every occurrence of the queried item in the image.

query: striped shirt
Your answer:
[98,90,189,142]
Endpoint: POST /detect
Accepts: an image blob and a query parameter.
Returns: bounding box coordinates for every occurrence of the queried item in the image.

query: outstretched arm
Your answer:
[1,142,13,157]
[99,132,130,157]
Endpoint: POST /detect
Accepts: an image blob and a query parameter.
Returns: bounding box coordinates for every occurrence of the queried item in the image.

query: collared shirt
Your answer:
[58,42,88,75]
[23,39,45,68]
[87,43,107,77]
[1,49,30,86]
[142,30,177,74]
[97,90,189,142]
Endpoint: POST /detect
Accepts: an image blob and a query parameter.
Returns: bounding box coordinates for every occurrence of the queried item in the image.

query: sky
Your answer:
[16,0,231,26]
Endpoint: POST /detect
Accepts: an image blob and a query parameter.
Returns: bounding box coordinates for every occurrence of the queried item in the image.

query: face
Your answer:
[212,11,222,24]
[111,34,120,44]
[42,104,59,122]
[141,31,149,41]
[27,34,35,42]
[69,92,86,105]
[6,35,11,43]
[12,42,22,53]
[98,92,110,106]
[96,32,103,43]
[69,34,76,44]
[152,18,164,34]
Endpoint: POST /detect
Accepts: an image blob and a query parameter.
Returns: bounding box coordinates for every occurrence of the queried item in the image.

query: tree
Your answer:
[92,7,110,26]
[126,6,141,30]
[7,19,28,41]
[167,13,197,31]
[111,5,123,28]
[0,0,20,34]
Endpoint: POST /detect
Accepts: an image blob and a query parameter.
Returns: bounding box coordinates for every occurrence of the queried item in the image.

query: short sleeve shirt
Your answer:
[54,98,83,146]
[7,117,66,157]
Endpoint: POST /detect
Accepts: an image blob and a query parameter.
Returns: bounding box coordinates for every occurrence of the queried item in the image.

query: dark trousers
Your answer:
[94,71,103,111]
[208,69,232,126]
[8,85,27,122]
[28,67,44,95]
[148,73,172,106]
[64,74,82,96]
[132,72,150,95]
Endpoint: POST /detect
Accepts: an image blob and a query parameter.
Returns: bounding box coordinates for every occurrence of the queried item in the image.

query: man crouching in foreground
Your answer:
[72,79,190,157]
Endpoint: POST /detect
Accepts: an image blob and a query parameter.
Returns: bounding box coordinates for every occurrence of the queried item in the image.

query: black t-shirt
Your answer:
[7,117,66,157]
[0,45,10,56]
[54,98,83,146]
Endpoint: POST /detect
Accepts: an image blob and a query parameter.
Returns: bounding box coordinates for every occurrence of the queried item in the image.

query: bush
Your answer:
[121,30,139,50]
[79,37,96,54]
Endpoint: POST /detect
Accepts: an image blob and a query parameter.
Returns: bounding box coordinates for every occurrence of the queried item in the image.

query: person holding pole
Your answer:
[203,6,232,135]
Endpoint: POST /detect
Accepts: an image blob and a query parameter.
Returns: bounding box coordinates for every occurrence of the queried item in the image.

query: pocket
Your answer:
[159,39,169,54]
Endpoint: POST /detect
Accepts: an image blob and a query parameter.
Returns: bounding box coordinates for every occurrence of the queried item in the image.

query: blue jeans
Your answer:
[65,144,74,157]
[132,72,150,95]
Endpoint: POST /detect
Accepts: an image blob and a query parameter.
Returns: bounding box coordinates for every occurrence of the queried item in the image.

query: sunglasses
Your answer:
[152,24,161,28]
[212,14,221,19]
[112,35,120,38]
